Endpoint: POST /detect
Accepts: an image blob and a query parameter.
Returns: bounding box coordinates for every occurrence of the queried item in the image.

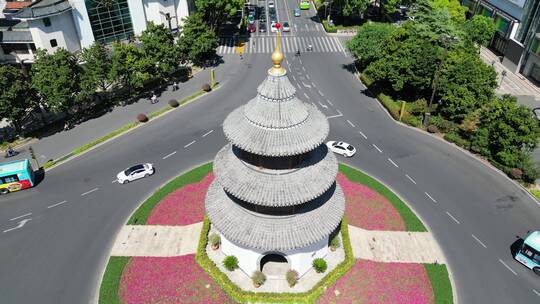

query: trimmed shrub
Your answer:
[429,115,457,133]
[312,258,327,273]
[202,83,211,92]
[427,125,439,133]
[251,270,266,287]
[444,132,470,149]
[359,73,374,87]
[330,235,341,251]
[136,113,148,123]
[168,99,179,107]
[377,93,400,119]
[223,255,238,271]
[286,269,299,287]
[509,168,523,180]
[401,114,422,127]
[209,233,221,250]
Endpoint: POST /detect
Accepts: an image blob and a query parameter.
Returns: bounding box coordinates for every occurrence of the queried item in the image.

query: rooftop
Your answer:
[13,0,71,19]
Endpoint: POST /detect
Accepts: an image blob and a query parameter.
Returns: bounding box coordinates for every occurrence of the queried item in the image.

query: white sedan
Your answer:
[326,141,356,157]
[117,163,154,184]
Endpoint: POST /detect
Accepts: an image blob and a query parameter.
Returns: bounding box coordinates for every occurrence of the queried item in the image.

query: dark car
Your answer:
[248,23,257,33]
[259,22,267,32]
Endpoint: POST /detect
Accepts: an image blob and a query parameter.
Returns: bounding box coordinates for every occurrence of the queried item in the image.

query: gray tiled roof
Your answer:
[0,30,32,42]
[213,144,338,206]
[13,0,71,19]
[206,180,345,251]
[223,103,329,157]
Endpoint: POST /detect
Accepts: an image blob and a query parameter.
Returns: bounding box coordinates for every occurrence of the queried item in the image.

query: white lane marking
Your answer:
[533,289,540,297]
[302,82,311,88]
[202,130,214,137]
[405,174,417,184]
[162,151,177,160]
[336,110,343,116]
[471,234,487,248]
[112,179,118,184]
[358,131,367,139]
[291,75,296,81]
[346,120,356,127]
[446,211,460,224]
[81,187,99,197]
[47,200,67,209]
[327,111,344,119]
[499,259,517,276]
[372,144,382,153]
[388,158,399,168]
[306,74,311,80]
[318,101,328,109]
[3,219,31,233]
[184,140,196,148]
[318,90,324,97]
[302,66,306,72]
[326,99,333,106]
[9,213,32,221]
[304,92,310,99]
[425,192,437,203]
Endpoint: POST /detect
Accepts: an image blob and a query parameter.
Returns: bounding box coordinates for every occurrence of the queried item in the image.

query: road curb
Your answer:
[43,84,223,172]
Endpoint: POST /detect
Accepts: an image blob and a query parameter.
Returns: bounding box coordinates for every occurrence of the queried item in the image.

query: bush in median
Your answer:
[168,99,179,107]
[137,113,148,123]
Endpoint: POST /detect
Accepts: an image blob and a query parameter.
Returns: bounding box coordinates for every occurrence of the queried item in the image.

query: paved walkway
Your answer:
[110,223,445,264]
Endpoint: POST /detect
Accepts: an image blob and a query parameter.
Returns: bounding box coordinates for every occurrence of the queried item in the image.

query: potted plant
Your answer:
[286,269,299,287]
[312,258,327,273]
[330,235,341,251]
[223,255,238,271]
[251,270,266,288]
[209,233,221,250]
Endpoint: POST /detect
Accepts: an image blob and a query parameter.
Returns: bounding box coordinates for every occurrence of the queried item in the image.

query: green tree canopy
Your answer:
[80,41,111,95]
[139,22,180,76]
[471,95,540,168]
[31,48,81,113]
[195,0,244,30]
[408,0,460,43]
[464,15,497,48]
[177,13,219,66]
[333,0,371,16]
[0,65,34,132]
[431,0,467,24]
[437,48,498,121]
[109,42,153,93]
[347,22,396,67]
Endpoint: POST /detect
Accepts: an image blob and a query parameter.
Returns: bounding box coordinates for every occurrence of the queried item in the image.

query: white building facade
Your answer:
[0,0,193,62]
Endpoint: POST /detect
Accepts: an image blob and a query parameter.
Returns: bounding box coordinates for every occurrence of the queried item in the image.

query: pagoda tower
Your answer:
[205,32,345,276]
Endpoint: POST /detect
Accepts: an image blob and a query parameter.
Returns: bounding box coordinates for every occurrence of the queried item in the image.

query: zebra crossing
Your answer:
[217,36,347,55]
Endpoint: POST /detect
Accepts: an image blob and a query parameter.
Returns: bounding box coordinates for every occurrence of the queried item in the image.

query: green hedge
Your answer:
[195,217,355,303]
[339,163,426,232]
[128,162,213,224]
[443,132,470,149]
[99,257,130,304]
[425,263,454,304]
[322,20,337,33]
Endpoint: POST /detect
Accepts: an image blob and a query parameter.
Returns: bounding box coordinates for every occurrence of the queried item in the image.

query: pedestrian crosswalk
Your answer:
[217,36,347,55]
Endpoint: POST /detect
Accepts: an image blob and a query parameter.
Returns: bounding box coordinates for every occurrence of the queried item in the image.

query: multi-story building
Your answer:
[0,0,194,63]
[461,0,540,83]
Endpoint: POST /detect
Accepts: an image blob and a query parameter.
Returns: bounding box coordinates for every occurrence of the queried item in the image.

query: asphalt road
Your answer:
[1,1,540,303]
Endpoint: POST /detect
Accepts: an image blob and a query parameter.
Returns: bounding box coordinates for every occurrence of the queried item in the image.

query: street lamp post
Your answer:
[159,11,175,31]
[499,70,507,88]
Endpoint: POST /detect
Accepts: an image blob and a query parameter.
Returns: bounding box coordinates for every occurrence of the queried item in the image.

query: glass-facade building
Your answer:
[85,0,134,43]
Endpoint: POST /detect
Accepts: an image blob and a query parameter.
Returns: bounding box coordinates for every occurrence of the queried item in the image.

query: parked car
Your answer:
[248,14,255,24]
[268,0,275,8]
[294,8,301,16]
[326,141,356,157]
[300,0,310,9]
[282,22,290,32]
[259,21,267,32]
[248,23,257,33]
[269,7,276,18]
[117,163,155,184]
[271,21,278,32]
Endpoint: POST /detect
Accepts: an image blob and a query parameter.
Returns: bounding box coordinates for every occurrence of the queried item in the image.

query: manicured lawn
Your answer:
[99,257,130,304]
[317,259,434,304]
[147,173,213,225]
[119,255,235,304]
[339,164,426,232]
[425,264,454,304]
[338,172,406,230]
[128,162,213,224]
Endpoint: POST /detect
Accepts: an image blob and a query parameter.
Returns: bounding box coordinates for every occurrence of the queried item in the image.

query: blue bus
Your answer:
[515,230,540,275]
[0,159,34,194]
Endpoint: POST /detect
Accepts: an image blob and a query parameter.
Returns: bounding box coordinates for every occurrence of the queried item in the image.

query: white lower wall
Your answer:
[28,11,81,53]
[220,233,328,277]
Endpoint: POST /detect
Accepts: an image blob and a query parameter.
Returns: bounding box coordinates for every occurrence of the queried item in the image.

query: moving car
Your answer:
[117,163,154,184]
[248,14,255,24]
[268,0,275,8]
[248,23,257,33]
[294,8,301,16]
[300,1,310,9]
[259,21,267,32]
[271,21,278,32]
[282,22,290,32]
[326,141,356,157]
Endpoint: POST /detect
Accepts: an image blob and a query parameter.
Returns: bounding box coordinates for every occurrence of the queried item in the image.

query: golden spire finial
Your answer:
[269,29,285,75]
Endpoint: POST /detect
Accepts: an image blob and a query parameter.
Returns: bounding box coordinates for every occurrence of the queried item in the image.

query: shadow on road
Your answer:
[34,167,45,186]
[510,237,524,257]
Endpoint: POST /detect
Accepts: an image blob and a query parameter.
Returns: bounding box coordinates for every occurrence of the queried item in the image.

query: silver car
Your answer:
[117,163,154,184]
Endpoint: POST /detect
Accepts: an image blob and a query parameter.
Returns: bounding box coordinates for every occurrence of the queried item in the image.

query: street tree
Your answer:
[408,0,460,43]
[80,41,111,100]
[347,22,396,68]
[109,42,154,94]
[177,13,219,66]
[0,65,34,133]
[139,22,180,77]
[195,0,244,31]
[464,15,497,49]
[437,49,498,121]
[31,48,81,113]
[333,0,371,16]
[432,0,467,24]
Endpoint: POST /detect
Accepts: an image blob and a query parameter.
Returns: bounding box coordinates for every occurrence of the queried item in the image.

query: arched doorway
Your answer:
[260,253,289,276]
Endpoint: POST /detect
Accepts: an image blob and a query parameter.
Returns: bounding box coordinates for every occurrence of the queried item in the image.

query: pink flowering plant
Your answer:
[146,174,214,225]
[337,173,406,231]
[119,254,234,304]
[318,259,434,304]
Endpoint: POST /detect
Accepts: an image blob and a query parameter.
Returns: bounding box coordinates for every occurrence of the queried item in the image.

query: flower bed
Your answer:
[119,254,234,304]
[146,174,214,225]
[337,173,406,231]
[317,259,434,304]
